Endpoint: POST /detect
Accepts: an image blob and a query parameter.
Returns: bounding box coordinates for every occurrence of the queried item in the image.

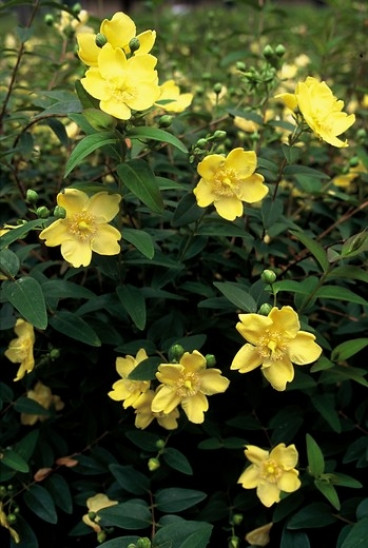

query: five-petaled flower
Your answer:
[5,319,35,381]
[156,80,193,113]
[275,76,355,148]
[77,11,156,66]
[21,381,64,426]
[151,350,230,424]
[231,306,322,391]
[193,148,268,221]
[133,389,180,430]
[82,493,118,533]
[80,43,160,120]
[238,443,301,507]
[108,349,151,408]
[39,189,121,268]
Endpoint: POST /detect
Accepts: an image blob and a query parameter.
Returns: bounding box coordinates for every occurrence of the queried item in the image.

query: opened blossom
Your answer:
[193,148,268,221]
[151,350,230,424]
[39,189,121,268]
[133,389,180,430]
[275,76,355,148]
[231,306,322,391]
[238,443,301,507]
[245,522,273,547]
[108,349,151,408]
[156,80,193,113]
[82,494,118,533]
[5,319,35,381]
[21,381,64,426]
[81,43,159,120]
[77,11,156,66]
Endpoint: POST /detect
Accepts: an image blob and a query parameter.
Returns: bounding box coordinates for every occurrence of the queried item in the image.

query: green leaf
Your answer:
[327,265,368,283]
[46,474,73,514]
[15,431,39,463]
[98,538,140,548]
[341,518,368,548]
[154,520,213,548]
[14,397,51,416]
[290,230,329,272]
[331,338,368,362]
[315,285,368,306]
[0,248,20,277]
[109,464,150,495]
[171,192,203,227]
[273,280,312,295]
[49,311,101,346]
[261,198,284,229]
[64,131,117,177]
[287,502,336,529]
[122,228,155,259]
[116,284,146,330]
[197,219,254,241]
[23,485,57,524]
[117,160,163,214]
[320,366,368,387]
[306,433,325,477]
[213,281,257,312]
[341,231,368,259]
[155,488,207,513]
[98,501,151,530]
[127,357,161,381]
[126,126,188,154]
[10,515,38,548]
[284,164,330,179]
[41,280,95,301]
[2,277,48,329]
[0,219,44,250]
[163,448,193,475]
[1,449,29,473]
[310,394,341,433]
[314,478,341,510]
[328,473,362,489]
[125,430,160,452]
[280,528,311,548]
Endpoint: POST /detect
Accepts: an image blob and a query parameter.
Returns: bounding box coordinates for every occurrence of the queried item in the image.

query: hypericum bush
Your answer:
[0,1,367,547]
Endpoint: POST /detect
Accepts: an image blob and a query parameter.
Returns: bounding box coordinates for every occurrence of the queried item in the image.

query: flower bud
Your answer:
[155,439,166,450]
[129,37,140,53]
[72,2,82,15]
[213,82,223,94]
[158,115,173,128]
[168,344,185,362]
[7,514,17,524]
[261,269,277,284]
[95,33,107,48]
[349,156,359,167]
[127,544,137,548]
[213,130,227,141]
[232,513,243,525]
[356,128,366,140]
[205,354,216,367]
[136,538,151,548]
[236,61,246,71]
[196,138,208,148]
[97,531,106,544]
[263,44,274,59]
[36,206,50,219]
[228,537,240,548]
[44,14,54,26]
[50,348,60,359]
[0,486,6,497]
[26,189,39,203]
[258,303,273,316]
[53,205,66,218]
[275,44,286,57]
[148,458,160,472]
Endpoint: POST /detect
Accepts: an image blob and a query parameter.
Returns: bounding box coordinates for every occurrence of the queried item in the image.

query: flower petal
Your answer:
[275,92,298,111]
[39,219,69,247]
[135,30,156,55]
[58,188,89,215]
[101,11,136,49]
[238,464,260,488]
[193,178,216,207]
[226,148,256,178]
[87,192,121,221]
[269,306,300,338]
[180,350,206,372]
[236,314,273,345]
[156,364,184,386]
[91,225,121,256]
[256,481,280,507]
[98,43,127,80]
[181,392,208,423]
[231,344,263,373]
[151,385,181,414]
[261,357,294,391]
[237,174,269,203]
[199,368,230,394]
[245,445,270,465]
[115,355,136,378]
[214,196,243,220]
[99,97,132,120]
[277,470,301,493]
[287,331,322,365]
[60,239,92,267]
[270,443,299,470]
[77,32,100,66]
[81,68,113,101]
[197,154,225,179]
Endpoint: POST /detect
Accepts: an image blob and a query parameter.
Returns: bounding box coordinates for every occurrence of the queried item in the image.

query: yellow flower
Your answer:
[39,189,121,268]
[108,349,151,408]
[333,161,367,188]
[21,381,64,426]
[133,389,180,430]
[231,306,322,391]
[56,9,93,36]
[275,76,355,147]
[238,444,301,507]
[193,148,268,221]
[0,502,20,544]
[82,493,118,533]
[245,522,273,546]
[77,11,156,67]
[80,43,160,120]
[5,319,35,381]
[156,80,193,113]
[151,350,230,424]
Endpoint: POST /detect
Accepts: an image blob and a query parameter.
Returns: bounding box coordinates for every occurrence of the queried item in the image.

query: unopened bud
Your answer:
[168,344,185,362]
[72,2,82,15]
[261,269,277,284]
[7,514,17,525]
[349,156,359,167]
[136,538,151,548]
[95,33,107,48]
[196,138,208,148]
[49,348,60,359]
[44,14,54,26]
[26,189,39,203]
[97,531,106,543]
[155,439,165,450]
[148,457,160,472]
[258,303,273,316]
[263,44,274,59]
[356,128,366,139]
[236,61,246,71]
[275,44,286,57]
[213,130,227,141]
[158,115,173,128]
[213,82,222,94]
[129,37,140,53]
[205,354,216,367]
[229,537,240,548]
[36,206,50,219]
[53,205,66,218]
[232,513,243,525]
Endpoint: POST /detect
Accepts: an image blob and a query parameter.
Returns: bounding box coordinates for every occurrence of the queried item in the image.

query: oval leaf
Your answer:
[64,131,117,177]
[117,160,163,214]
[116,284,146,331]
[155,488,207,513]
[126,126,188,154]
[98,501,151,530]
[2,277,47,329]
[23,485,57,524]
[123,228,155,259]
[49,311,101,346]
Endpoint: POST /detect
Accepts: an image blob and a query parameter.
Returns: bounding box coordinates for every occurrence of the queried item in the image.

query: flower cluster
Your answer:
[108,349,230,428]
